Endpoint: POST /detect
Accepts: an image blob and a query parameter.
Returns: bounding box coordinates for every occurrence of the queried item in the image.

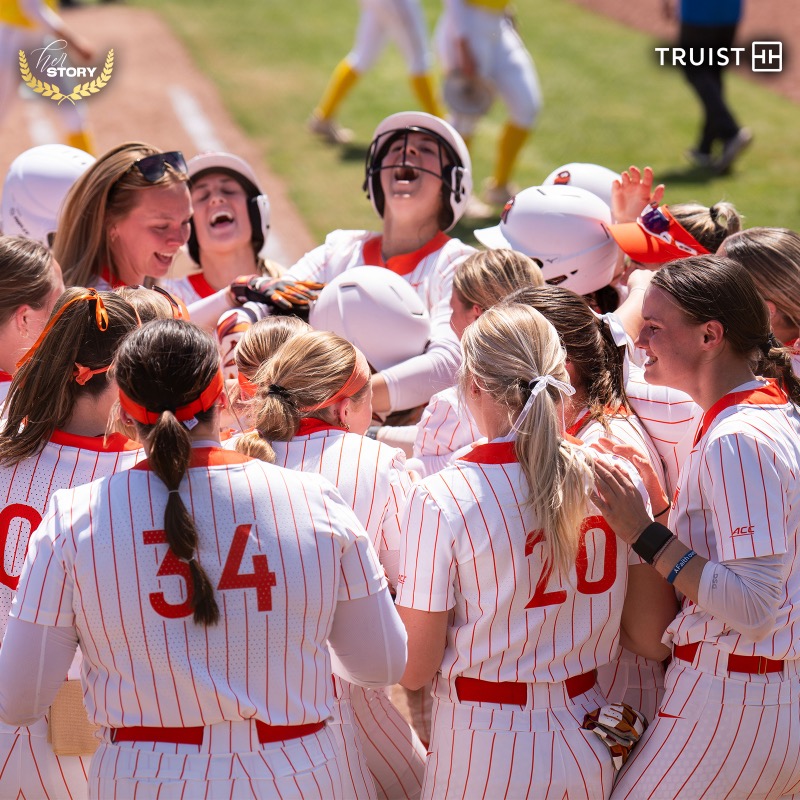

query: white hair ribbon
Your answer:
[596,311,632,383]
[506,374,576,436]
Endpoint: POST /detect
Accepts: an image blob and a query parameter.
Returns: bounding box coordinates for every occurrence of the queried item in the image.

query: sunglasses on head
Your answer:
[130,151,188,183]
[639,203,671,235]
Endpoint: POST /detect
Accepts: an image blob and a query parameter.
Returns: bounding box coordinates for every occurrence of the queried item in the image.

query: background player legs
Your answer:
[680,23,740,161]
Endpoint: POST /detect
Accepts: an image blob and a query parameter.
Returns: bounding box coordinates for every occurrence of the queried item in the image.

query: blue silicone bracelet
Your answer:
[667,550,697,584]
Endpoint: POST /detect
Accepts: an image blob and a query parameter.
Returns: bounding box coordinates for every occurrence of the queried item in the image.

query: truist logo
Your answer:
[655,41,783,73]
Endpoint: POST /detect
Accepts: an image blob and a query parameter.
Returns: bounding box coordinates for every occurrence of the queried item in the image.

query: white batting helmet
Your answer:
[475,185,620,297]
[309,266,431,372]
[364,111,472,232]
[187,151,271,263]
[541,162,620,210]
[1,144,95,247]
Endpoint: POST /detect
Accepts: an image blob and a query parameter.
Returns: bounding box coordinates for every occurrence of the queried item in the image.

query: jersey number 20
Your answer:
[143,523,277,618]
[524,515,617,608]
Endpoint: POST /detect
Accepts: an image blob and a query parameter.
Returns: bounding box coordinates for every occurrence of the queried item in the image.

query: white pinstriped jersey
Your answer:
[413,385,482,476]
[666,379,800,660]
[396,440,644,694]
[0,430,141,800]
[570,407,668,499]
[270,420,411,587]
[0,431,143,628]
[625,363,701,495]
[161,272,214,307]
[12,447,386,729]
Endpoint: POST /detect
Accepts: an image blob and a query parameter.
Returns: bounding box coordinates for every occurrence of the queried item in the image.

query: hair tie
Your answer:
[527,374,576,401]
[168,489,181,495]
[17,289,109,370]
[268,383,290,399]
[73,363,111,386]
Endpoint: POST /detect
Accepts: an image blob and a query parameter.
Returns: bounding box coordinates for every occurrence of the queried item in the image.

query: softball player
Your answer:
[0,319,406,799]
[412,248,543,476]
[593,255,800,799]
[225,315,309,430]
[162,151,283,308]
[396,303,675,799]
[509,285,673,723]
[308,0,441,144]
[55,143,192,290]
[0,236,65,402]
[435,0,542,207]
[237,329,426,799]
[0,287,140,799]
[719,227,800,355]
[287,111,475,415]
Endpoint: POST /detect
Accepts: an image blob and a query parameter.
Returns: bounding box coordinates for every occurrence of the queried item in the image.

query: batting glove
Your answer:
[229,275,324,313]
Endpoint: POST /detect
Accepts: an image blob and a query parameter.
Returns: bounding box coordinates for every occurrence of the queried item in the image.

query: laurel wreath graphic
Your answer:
[18,49,114,105]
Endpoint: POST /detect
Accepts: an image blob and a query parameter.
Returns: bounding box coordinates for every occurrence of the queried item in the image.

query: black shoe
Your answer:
[714,128,753,174]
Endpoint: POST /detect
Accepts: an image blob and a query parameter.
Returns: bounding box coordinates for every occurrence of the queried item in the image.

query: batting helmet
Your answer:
[309,266,431,372]
[474,185,620,297]
[186,151,271,264]
[541,162,620,210]
[364,111,472,232]
[1,144,95,247]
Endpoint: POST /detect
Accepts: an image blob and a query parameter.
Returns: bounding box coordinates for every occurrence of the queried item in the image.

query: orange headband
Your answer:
[17,289,109,369]
[119,370,224,425]
[302,347,371,413]
[237,370,257,399]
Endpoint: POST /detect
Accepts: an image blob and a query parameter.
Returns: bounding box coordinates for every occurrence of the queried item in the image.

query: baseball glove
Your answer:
[230,275,325,314]
[582,702,648,770]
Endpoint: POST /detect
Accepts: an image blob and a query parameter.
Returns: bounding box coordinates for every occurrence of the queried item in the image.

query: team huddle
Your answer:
[0,101,796,800]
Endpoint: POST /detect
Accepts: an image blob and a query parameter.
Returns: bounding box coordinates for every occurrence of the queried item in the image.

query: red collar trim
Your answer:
[50,430,141,453]
[694,380,788,445]
[459,441,517,464]
[361,231,451,276]
[98,266,126,289]
[0,371,11,383]
[295,417,347,437]
[567,409,591,438]
[187,272,217,298]
[458,434,584,464]
[133,447,251,471]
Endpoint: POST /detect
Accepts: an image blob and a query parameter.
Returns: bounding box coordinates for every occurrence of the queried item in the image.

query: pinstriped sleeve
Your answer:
[701,432,789,561]
[12,490,75,628]
[396,482,456,612]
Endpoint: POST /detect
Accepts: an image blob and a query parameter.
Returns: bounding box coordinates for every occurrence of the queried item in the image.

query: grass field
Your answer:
[131,0,800,246]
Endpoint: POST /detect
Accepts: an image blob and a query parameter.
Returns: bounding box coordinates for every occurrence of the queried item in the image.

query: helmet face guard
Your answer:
[363,113,472,232]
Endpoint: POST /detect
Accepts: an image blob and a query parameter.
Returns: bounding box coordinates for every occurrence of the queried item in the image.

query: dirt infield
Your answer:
[569,0,798,104]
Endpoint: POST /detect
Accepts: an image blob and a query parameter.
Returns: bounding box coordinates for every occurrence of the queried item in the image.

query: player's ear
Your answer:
[14,304,35,339]
[701,319,725,349]
[119,405,136,427]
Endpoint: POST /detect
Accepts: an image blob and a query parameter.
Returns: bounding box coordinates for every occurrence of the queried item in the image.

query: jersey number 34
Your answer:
[143,523,277,619]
